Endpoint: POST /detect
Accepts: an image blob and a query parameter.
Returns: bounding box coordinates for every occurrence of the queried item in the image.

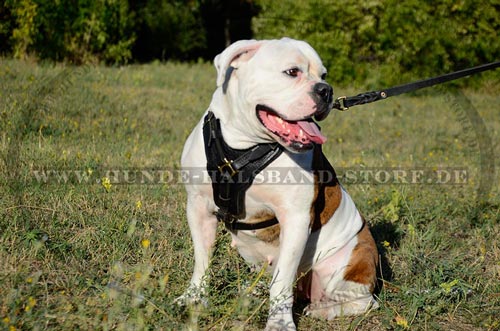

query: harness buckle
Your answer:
[218,158,238,177]
[226,217,238,232]
[215,210,239,232]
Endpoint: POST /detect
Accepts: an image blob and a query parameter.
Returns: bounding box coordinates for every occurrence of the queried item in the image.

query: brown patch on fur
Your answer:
[343,221,379,291]
[251,211,280,245]
[310,144,342,232]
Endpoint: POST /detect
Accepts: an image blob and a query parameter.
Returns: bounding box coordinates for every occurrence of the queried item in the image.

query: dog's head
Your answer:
[214,38,333,153]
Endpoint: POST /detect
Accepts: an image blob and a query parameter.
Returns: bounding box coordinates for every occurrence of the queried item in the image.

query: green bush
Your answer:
[3,0,136,64]
[9,0,38,59]
[253,0,500,86]
[1,0,498,86]
[1,0,206,64]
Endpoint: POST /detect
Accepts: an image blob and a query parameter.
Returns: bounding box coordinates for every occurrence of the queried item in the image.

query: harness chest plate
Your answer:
[202,111,284,232]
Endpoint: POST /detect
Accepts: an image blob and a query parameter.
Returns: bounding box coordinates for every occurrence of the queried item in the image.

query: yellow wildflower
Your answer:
[141,239,150,249]
[135,200,142,210]
[382,240,391,248]
[101,177,112,192]
[25,296,36,312]
[395,315,409,328]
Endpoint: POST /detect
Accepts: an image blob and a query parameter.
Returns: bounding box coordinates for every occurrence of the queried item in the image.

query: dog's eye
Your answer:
[321,72,327,80]
[284,68,301,78]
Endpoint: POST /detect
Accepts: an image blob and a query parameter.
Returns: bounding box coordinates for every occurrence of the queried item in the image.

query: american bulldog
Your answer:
[179,38,378,330]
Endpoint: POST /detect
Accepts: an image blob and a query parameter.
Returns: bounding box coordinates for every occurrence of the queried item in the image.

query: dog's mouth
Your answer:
[257,105,327,152]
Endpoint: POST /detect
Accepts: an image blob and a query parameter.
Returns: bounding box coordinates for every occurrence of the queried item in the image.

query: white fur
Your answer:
[180,38,375,330]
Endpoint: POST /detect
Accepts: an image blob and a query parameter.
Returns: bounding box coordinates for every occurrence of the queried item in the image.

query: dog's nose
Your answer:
[313,83,333,121]
[314,83,333,105]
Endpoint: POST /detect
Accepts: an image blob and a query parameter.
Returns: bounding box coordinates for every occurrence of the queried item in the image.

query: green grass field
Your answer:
[0,58,499,330]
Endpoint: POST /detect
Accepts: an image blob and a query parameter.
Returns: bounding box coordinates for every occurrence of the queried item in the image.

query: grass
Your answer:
[0,57,499,330]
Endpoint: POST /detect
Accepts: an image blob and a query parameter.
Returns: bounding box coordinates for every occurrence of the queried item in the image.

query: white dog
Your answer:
[179,38,378,330]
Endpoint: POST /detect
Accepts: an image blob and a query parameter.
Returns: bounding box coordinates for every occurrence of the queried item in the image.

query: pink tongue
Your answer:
[298,121,327,144]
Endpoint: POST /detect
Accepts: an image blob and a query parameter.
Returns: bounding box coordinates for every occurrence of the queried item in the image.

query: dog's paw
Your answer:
[265,304,296,331]
[174,286,208,308]
[304,295,379,319]
[264,318,296,331]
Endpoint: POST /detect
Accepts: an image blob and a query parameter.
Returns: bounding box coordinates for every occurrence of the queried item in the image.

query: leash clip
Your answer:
[336,96,349,111]
[218,158,238,177]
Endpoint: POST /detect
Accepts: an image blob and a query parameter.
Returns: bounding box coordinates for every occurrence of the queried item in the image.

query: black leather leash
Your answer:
[203,111,283,232]
[333,61,500,111]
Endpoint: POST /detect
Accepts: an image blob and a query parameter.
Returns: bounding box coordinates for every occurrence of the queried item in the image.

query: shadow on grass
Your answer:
[370,219,401,294]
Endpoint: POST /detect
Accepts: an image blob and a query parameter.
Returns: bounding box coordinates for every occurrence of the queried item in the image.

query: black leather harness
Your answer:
[202,111,284,232]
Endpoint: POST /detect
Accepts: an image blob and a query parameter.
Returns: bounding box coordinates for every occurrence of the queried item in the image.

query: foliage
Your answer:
[9,0,38,59]
[2,0,136,63]
[253,0,500,85]
[0,0,211,64]
[1,0,498,85]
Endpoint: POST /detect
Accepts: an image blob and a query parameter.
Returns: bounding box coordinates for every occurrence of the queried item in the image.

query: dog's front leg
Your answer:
[176,193,217,306]
[265,211,311,331]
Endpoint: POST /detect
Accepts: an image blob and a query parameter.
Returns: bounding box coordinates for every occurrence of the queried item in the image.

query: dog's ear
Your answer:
[214,39,263,88]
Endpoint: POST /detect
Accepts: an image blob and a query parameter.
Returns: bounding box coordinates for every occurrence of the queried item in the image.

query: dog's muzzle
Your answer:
[313,82,334,121]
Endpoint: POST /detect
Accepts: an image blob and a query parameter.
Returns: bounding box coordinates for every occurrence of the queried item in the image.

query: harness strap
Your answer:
[203,111,284,232]
[333,61,500,111]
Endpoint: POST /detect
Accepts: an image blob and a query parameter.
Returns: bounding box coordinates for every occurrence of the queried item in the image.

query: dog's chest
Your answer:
[227,189,295,269]
[228,175,318,268]
[226,147,343,269]
[230,209,282,269]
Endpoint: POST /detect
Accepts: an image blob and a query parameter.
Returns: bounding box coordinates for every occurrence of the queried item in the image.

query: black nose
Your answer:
[314,83,333,104]
[312,83,333,121]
